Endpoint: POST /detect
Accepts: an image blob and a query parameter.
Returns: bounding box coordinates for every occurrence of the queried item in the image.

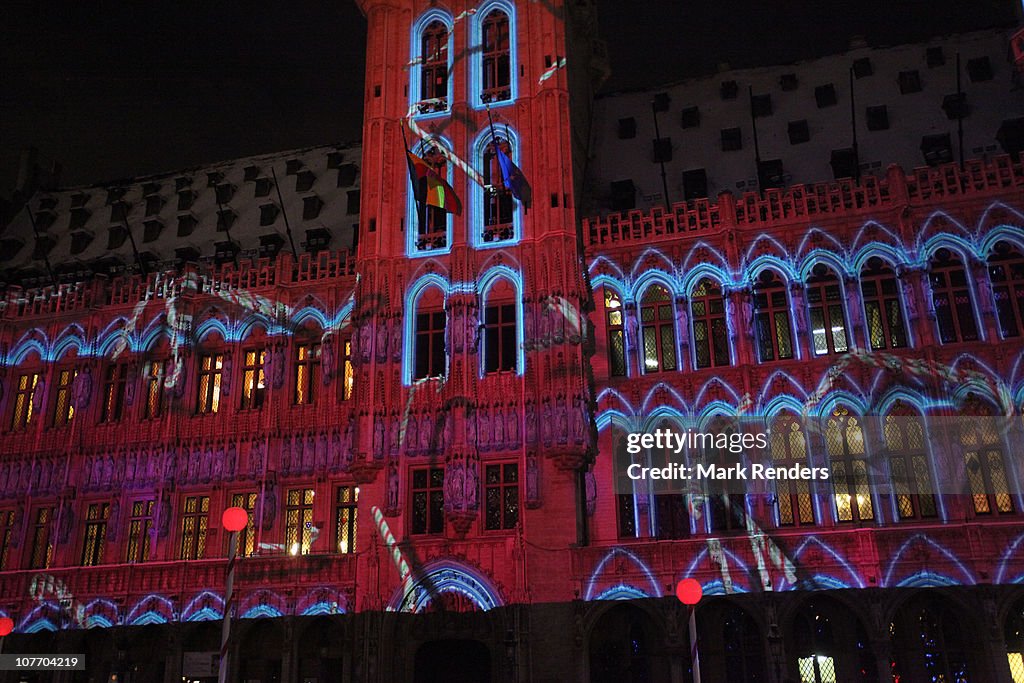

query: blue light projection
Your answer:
[389,560,503,613]
[585,547,662,601]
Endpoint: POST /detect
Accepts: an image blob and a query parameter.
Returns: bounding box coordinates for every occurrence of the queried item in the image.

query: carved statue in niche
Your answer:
[445,459,465,510]
[0,463,10,494]
[524,301,536,348]
[552,300,565,344]
[390,316,402,361]
[359,320,373,362]
[453,307,465,353]
[526,452,540,503]
[442,412,453,451]
[261,485,278,531]
[373,414,385,458]
[526,401,537,444]
[541,401,553,446]
[388,413,400,457]
[420,414,433,453]
[493,404,505,448]
[375,318,388,362]
[585,470,597,516]
[506,406,519,445]
[31,377,45,415]
[386,462,400,513]
[572,395,586,444]
[249,439,263,477]
[317,432,328,470]
[406,413,418,453]
[465,455,479,510]
[106,500,120,541]
[29,460,40,490]
[212,443,223,481]
[272,344,286,389]
[103,455,114,488]
[329,430,342,470]
[321,336,336,385]
[466,308,479,353]
[124,365,137,407]
[163,448,176,481]
[305,434,316,472]
[220,355,232,396]
[226,442,238,478]
[342,420,354,468]
[556,395,568,444]
[478,405,491,450]
[125,452,136,486]
[10,506,24,547]
[540,300,552,344]
[57,502,74,545]
[199,444,212,483]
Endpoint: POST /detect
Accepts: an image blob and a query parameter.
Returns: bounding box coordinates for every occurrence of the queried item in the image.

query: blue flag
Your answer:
[494,145,532,210]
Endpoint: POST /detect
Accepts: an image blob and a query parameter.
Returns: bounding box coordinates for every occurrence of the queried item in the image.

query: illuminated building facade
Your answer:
[0,2,1023,682]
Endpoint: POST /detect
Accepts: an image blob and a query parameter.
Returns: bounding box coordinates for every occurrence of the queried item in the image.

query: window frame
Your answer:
[752,270,796,362]
[470,2,518,109]
[195,352,224,415]
[125,499,154,563]
[410,466,446,536]
[284,487,316,555]
[637,283,678,374]
[805,264,850,357]
[928,248,980,344]
[769,413,816,527]
[239,348,267,411]
[52,366,77,427]
[10,371,40,431]
[334,486,358,554]
[100,363,129,423]
[604,288,627,377]
[824,406,874,524]
[988,242,1024,339]
[405,138,454,257]
[294,341,321,406]
[690,278,731,369]
[80,501,111,566]
[179,495,210,560]
[483,462,519,531]
[860,257,909,350]
[409,12,453,118]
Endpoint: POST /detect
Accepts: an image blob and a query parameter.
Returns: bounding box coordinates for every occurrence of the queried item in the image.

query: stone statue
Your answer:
[492,405,505,448]
[72,366,93,410]
[506,407,519,445]
[465,458,479,510]
[478,406,491,449]
[321,338,335,385]
[446,460,465,509]
[375,319,388,362]
[374,415,385,458]
[272,344,286,389]
[526,401,537,444]
[526,452,540,503]
[31,377,45,415]
[585,470,597,516]
[359,321,373,362]
[466,308,479,353]
[386,463,400,512]
[220,355,232,396]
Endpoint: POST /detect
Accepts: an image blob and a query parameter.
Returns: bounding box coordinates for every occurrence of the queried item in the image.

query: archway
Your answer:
[788,596,877,682]
[890,592,981,682]
[297,616,346,682]
[238,619,284,683]
[698,599,767,682]
[588,603,670,683]
[413,639,491,683]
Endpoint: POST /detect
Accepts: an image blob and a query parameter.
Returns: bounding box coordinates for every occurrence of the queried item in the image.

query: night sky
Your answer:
[2,0,1017,194]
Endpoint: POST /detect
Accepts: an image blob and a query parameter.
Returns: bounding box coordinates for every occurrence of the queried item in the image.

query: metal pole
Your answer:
[849,67,860,182]
[956,52,965,170]
[651,101,671,208]
[688,605,701,683]
[271,167,299,260]
[749,86,763,194]
[218,530,238,683]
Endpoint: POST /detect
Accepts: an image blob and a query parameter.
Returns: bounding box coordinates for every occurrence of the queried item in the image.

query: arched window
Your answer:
[481,10,511,103]
[794,604,837,683]
[722,608,766,681]
[883,403,937,520]
[1005,600,1024,681]
[988,241,1024,339]
[651,420,688,540]
[604,289,626,377]
[806,264,848,356]
[482,137,515,243]
[960,397,1013,515]
[703,416,746,533]
[793,599,877,683]
[614,433,637,538]
[410,143,451,254]
[825,406,873,523]
[860,257,908,350]
[414,287,447,380]
[690,278,729,369]
[929,248,979,344]
[639,284,676,373]
[770,413,815,526]
[753,270,795,362]
[417,20,450,115]
[482,279,518,374]
[893,600,972,682]
[10,366,41,431]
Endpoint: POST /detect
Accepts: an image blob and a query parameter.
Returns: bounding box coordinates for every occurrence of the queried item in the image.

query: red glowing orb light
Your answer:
[675,578,703,606]
[222,506,249,533]
[0,617,14,636]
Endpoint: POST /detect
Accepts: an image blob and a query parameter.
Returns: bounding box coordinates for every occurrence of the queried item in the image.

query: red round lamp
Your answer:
[675,578,702,606]
[222,507,249,533]
[0,616,14,637]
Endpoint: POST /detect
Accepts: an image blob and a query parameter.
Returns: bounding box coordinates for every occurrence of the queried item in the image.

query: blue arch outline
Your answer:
[402,273,450,385]
[469,125,523,249]
[392,560,504,613]
[469,0,519,110]
[477,264,525,376]
[406,135,455,258]
[408,9,454,121]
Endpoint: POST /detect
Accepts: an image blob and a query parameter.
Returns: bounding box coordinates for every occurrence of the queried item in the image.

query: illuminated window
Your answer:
[605,289,626,377]
[753,270,795,362]
[906,602,973,681]
[101,363,128,423]
[989,241,1024,339]
[615,437,637,538]
[481,10,511,103]
[335,486,358,554]
[690,278,730,369]
[825,406,873,523]
[483,299,517,374]
[143,360,166,419]
[484,463,518,530]
[411,467,445,535]
[639,284,676,374]
[80,502,110,566]
[418,20,450,114]
[294,342,321,405]
[806,265,848,356]
[0,510,15,570]
[196,353,224,415]
[229,492,257,557]
[179,496,210,560]
[126,500,154,563]
[11,372,39,431]
[285,488,316,555]
[1005,602,1024,683]
[342,340,354,401]
[52,367,77,427]
[414,299,447,381]
[960,400,1014,515]
[860,258,908,350]
[28,506,53,569]
[929,249,979,344]
[482,138,515,243]
[770,413,815,526]
[411,145,450,252]
[239,349,266,410]
[884,406,937,520]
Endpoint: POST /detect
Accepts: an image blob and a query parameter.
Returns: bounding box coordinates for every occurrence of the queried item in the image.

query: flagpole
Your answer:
[401,122,426,238]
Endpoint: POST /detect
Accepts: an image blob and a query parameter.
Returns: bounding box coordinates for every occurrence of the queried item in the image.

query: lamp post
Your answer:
[676,578,703,683]
[219,506,249,683]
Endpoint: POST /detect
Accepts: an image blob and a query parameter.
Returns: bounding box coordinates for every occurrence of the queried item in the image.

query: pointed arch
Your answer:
[882,534,974,587]
[585,547,661,600]
[470,0,518,108]
[391,559,504,612]
[403,273,450,385]
[470,125,523,248]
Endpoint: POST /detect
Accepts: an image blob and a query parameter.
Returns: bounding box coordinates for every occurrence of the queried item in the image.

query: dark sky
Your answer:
[2,0,1018,193]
